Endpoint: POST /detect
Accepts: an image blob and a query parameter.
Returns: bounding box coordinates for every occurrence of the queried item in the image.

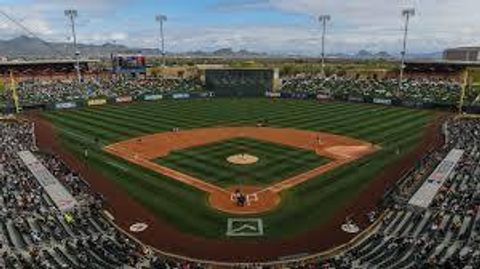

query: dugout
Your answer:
[205,68,277,97]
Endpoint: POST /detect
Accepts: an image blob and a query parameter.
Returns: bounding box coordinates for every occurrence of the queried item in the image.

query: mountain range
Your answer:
[0,35,442,60]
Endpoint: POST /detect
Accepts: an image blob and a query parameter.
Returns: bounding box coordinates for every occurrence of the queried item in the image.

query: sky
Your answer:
[0,0,479,55]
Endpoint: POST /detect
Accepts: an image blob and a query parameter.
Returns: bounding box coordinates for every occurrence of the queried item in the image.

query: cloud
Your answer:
[212,0,271,12]
[0,5,55,38]
[1,0,480,54]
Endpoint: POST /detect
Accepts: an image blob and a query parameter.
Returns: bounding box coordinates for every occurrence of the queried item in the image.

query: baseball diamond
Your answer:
[2,2,480,267]
[104,127,377,214]
[35,98,439,261]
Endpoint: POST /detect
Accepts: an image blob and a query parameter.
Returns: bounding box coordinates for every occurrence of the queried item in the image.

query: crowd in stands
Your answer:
[280,75,480,106]
[3,115,478,269]
[2,73,480,268]
[0,120,206,268]
[1,77,203,105]
[281,118,480,269]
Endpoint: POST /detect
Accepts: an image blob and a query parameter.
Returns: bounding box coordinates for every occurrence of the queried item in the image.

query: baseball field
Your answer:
[40,98,434,250]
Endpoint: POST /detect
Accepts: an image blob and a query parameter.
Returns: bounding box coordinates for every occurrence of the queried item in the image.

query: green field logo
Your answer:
[226,218,264,237]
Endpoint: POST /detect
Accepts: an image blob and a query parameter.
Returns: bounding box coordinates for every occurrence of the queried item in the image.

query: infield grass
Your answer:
[44,98,433,239]
[154,137,330,187]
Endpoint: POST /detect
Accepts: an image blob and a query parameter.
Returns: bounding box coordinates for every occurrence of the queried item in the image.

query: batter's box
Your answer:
[226,218,264,237]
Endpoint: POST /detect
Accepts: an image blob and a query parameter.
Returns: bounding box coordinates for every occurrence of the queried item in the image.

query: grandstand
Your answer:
[444,47,480,62]
[0,59,101,82]
[1,1,480,268]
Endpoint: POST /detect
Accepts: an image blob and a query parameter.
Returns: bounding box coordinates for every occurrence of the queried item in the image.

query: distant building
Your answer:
[443,47,480,62]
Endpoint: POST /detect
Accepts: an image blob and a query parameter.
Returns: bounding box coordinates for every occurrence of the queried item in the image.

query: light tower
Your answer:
[318,14,331,78]
[64,9,81,82]
[155,14,167,67]
[398,8,415,92]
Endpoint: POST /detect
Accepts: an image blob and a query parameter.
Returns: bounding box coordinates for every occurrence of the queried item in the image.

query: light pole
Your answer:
[319,14,331,78]
[65,9,81,82]
[399,8,415,92]
[155,14,167,67]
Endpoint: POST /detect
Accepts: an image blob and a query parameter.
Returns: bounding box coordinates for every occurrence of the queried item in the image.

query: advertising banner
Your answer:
[172,93,190,99]
[199,92,215,98]
[348,96,364,103]
[115,96,133,103]
[373,98,392,105]
[265,91,281,98]
[316,93,331,100]
[291,92,307,99]
[55,102,77,110]
[87,99,107,106]
[280,92,291,98]
[144,94,163,101]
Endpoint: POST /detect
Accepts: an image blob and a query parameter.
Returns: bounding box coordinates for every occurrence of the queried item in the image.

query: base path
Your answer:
[105,127,378,214]
[30,113,445,262]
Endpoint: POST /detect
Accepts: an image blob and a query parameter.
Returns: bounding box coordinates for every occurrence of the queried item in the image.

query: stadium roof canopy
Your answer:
[0,59,101,77]
[0,59,100,66]
[404,59,480,73]
[445,46,480,51]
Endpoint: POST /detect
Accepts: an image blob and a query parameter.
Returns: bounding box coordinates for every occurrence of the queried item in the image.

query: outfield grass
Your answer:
[155,137,330,187]
[44,99,433,239]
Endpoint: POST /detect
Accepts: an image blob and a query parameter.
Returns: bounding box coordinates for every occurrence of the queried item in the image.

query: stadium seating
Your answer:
[1,80,480,267]
[1,77,202,106]
[280,76,480,107]
[0,120,206,268]
[282,118,480,268]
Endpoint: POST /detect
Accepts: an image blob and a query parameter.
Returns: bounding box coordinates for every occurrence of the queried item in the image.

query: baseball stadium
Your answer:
[1,1,480,269]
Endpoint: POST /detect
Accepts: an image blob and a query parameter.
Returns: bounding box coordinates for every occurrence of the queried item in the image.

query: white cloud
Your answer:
[1,0,480,54]
[0,5,56,38]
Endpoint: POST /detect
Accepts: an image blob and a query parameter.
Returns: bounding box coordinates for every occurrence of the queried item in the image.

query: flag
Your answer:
[10,72,20,113]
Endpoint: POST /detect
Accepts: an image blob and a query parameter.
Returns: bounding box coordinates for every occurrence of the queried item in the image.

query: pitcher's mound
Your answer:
[227,154,259,165]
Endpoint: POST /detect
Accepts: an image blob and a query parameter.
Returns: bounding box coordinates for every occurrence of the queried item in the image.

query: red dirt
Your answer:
[28,112,445,263]
[105,127,376,214]
[208,186,281,215]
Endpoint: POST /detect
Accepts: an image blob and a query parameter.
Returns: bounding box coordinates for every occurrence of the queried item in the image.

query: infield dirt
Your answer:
[104,127,377,214]
[29,112,445,262]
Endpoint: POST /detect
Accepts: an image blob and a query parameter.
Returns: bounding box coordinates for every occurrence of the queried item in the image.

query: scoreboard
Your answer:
[112,54,146,75]
[205,68,274,97]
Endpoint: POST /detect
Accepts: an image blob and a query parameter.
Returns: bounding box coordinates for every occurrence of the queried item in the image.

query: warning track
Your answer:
[29,111,445,263]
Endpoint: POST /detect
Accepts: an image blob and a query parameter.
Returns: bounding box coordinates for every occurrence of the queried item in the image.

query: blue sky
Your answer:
[0,0,480,55]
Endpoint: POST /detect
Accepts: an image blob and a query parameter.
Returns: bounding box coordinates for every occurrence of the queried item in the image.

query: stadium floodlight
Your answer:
[64,9,81,82]
[318,15,331,78]
[155,14,168,67]
[398,8,415,92]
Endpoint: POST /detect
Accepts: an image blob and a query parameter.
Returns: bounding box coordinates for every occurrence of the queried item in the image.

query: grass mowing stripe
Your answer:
[45,99,433,239]
[157,137,329,187]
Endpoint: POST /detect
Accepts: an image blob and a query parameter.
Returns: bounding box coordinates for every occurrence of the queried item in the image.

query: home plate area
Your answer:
[231,189,258,207]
